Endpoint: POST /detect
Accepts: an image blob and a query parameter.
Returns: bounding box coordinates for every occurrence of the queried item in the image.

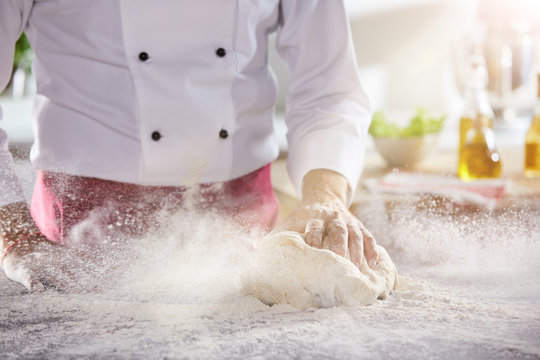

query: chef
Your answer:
[0,0,379,291]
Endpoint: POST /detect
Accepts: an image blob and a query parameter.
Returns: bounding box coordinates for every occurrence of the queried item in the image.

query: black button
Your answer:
[139,52,149,62]
[215,48,226,58]
[219,129,229,139]
[151,131,161,141]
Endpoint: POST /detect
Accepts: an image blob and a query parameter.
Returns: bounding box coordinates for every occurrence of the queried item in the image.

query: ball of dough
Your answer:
[242,231,399,309]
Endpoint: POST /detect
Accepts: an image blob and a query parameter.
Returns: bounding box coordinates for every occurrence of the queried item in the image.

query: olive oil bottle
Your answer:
[458,55,501,180]
[459,114,502,180]
[524,73,540,178]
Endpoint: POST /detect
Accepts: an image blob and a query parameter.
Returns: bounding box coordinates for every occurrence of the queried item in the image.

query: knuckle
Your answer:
[306,219,324,231]
[331,239,348,256]
[363,234,377,247]
[328,223,348,238]
[305,232,322,248]
[332,218,346,227]
[360,227,377,244]
[347,224,363,241]
[306,206,325,218]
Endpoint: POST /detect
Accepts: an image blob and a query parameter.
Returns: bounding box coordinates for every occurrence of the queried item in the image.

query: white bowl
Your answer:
[372,133,440,168]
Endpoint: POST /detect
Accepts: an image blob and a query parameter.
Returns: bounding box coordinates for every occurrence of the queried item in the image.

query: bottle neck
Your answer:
[537,73,540,99]
[473,113,491,130]
[527,73,540,127]
[533,97,540,124]
[463,86,493,118]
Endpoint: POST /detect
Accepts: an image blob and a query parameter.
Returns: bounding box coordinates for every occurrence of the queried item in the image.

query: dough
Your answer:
[243,231,399,309]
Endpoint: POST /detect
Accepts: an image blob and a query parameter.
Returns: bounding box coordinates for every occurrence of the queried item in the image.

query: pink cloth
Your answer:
[30,164,279,244]
[363,170,508,210]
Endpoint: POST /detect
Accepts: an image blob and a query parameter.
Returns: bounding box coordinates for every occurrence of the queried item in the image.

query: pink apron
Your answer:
[30,164,279,244]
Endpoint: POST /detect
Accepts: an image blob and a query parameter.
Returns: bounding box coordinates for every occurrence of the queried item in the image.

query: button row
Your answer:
[141,48,229,143]
[150,129,229,141]
[138,48,227,62]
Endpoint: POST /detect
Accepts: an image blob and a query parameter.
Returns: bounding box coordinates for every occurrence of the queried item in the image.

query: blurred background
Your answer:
[1,0,540,158]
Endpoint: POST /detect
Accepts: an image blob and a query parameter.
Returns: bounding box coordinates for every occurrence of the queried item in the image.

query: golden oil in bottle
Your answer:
[459,116,493,155]
[459,114,502,181]
[524,73,540,178]
[525,141,540,177]
[458,55,500,180]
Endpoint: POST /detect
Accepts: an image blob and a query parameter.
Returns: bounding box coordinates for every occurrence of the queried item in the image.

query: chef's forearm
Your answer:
[0,201,41,252]
[0,135,38,257]
[301,169,349,206]
[0,129,28,205]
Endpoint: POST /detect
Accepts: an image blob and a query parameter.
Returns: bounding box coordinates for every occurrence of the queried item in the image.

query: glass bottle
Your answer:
[459,114,502,180]
[524,73,540,178]
[458,55,502,180]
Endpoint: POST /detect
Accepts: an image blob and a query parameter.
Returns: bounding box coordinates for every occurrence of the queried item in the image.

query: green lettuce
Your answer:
[369,108,445,138]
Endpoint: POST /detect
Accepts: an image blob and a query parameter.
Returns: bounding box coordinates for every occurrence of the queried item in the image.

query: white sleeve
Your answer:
[0,130,26,206]
[0,0,33,207]
[276,0,371,203]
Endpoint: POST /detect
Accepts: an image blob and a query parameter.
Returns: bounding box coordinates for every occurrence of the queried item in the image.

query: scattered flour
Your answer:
[2,159,538,359]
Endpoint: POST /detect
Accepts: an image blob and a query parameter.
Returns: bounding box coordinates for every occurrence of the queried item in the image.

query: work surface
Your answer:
[1,153,540,359]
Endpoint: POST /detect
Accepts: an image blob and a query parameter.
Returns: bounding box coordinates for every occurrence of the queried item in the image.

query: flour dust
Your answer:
[355,199,540,299]
[61,206,267,305]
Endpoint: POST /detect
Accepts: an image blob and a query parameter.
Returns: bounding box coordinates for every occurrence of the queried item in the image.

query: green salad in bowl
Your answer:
[369,108,446,168]
[369,108,445,138]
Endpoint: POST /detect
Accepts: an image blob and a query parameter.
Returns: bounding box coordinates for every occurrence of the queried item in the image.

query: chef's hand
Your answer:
[2,234,99,292]
[275,169,379,269]
[1,202,98,292]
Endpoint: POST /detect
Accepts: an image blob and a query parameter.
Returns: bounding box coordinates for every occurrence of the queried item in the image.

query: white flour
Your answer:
[0,161,539,359]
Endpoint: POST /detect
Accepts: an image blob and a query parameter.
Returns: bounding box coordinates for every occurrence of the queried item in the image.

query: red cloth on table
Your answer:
[30,164,279,244]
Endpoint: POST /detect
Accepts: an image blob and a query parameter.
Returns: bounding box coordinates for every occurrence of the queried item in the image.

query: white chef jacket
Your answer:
[0,0,371,207]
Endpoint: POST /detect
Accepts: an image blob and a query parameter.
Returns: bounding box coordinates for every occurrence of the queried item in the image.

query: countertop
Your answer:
[272,144,540,215]
[1,149,540,360]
